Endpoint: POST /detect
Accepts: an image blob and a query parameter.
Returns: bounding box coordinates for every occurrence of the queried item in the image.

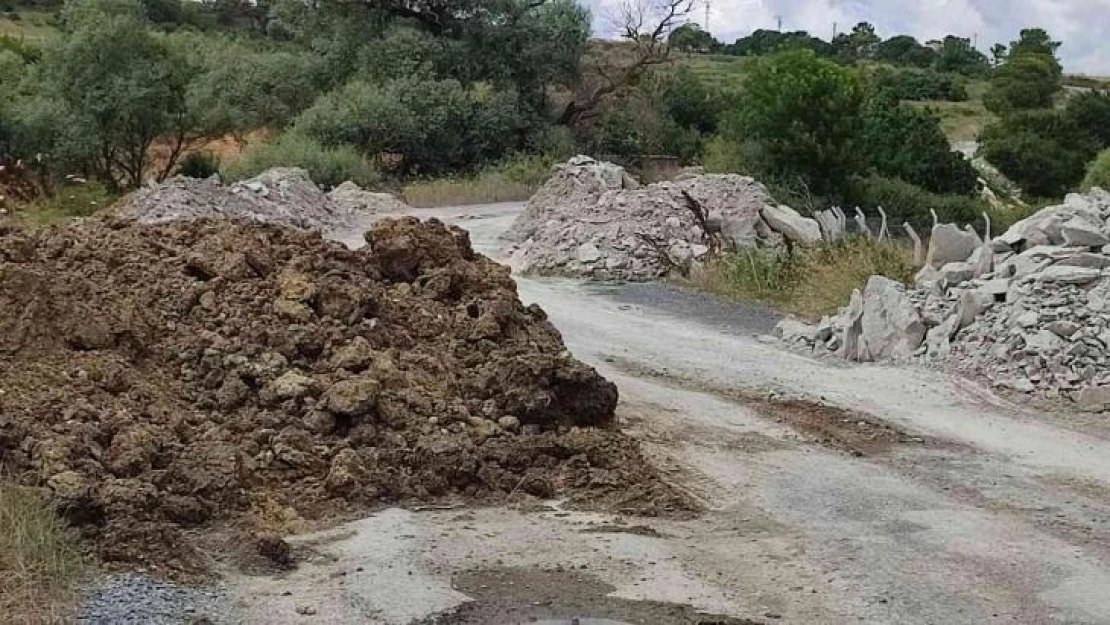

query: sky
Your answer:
[587,0,1110,75]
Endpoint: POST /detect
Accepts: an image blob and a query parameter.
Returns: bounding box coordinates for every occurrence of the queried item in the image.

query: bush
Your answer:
[846,174,987,228]
[873,68,968,102]
[296,77,523,176]
[983,53,1061,115]
[861,95,978,195]
[1065,91,1110,148]
[731,49,865,198]
[175,151,219,179]
[402,154,553,207]
[222,131,380,189]
[1082,149,1110,191]
[0,34,41,62]
[979,110,1097,197]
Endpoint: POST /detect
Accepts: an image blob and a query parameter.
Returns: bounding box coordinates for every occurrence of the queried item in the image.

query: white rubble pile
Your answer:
[122,168,408,230]
[775,188,1110,410]
[503,156,820,281]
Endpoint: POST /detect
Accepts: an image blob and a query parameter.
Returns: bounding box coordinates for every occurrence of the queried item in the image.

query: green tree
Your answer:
[989,43,1007,67]
[831,21,880,61]
[1009,28,1061,73]
[874,35,935,68]
[732,49,865,197]
[983,53,1061,114]
[668,23,717,53]
[933,36,989,75]
[861,95,977,195]
[32,0,195,187]
[980,110,1097,197]
[1065,91,1110,148]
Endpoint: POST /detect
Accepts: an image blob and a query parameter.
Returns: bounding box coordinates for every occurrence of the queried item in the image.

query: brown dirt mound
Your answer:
[0,216,692,576]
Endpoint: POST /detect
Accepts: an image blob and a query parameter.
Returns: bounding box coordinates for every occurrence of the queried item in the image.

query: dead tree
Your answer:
[559,0,694,126]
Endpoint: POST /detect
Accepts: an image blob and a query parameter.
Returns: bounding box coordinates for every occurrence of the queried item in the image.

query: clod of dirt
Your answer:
[0,216,692,575]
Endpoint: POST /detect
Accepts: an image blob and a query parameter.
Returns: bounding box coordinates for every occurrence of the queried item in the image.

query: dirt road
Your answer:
[231,203,1110,624]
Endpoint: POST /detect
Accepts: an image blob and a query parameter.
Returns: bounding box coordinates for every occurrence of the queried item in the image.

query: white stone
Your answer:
[1061,217,1110,247]
[1033,265,1101,284]
[926,224,980,268]
[858,276,926,361]
[939,261,975,284]
[774,318,817,343]
[760,204,822,244]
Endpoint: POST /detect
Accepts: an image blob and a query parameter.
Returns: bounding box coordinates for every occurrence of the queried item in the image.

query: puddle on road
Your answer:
[415,567,760,625]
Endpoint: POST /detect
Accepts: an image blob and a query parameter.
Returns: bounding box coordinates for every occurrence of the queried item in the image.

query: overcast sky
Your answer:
[587,0,1110,75]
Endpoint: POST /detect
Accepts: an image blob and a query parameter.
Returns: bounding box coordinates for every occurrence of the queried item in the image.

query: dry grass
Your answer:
[688,237,916,320]
[402,177,538,208]
[0,11,58,41]
[0,481,84,625]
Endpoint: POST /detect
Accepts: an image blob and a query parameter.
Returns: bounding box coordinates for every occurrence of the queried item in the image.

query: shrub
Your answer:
[983,53,1061,115]
[1082,149,1110,191]
[401,154,553,207]
[175,151,219,179]
[222,131,379,189]
[979,110,1097,197]
[731,49,865,198]
[846,174,987,228]
[873,68,968,102]
[0,34,41,62]
[861,95,978,195]
[1065,91,1110,148]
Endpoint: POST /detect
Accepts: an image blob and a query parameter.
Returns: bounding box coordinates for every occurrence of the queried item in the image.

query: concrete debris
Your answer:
[503,157,813,281]
[783,188,1110,411]
[121,168,409,231]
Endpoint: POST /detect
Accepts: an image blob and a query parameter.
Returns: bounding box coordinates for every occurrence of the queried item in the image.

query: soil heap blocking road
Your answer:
[120,168,409,231]
[0,216,692,575]
[503,156,818,281]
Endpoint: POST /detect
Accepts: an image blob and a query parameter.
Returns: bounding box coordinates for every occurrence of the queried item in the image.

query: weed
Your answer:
[402,154,553,207]
[0,480,84,625]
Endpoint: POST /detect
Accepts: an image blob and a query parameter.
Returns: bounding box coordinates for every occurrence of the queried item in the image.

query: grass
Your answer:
[908,79,993,144]
[688,237,916,320]
[13,180,118,228]
[0,11,59,41]
[401,155,554,207]
[0,480,84,624]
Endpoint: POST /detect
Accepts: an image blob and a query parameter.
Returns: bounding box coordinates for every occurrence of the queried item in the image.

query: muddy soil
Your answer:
[415,568,762,625]
[0,216,692,577]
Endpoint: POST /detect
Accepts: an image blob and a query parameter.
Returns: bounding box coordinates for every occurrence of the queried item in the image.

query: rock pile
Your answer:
[776,188,1110,408]
[0,216,690,574]
[121,168,408,231]
[503,156,820,281]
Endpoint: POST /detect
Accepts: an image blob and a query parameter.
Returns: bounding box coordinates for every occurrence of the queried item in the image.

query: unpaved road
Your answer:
[229,203,1110,624]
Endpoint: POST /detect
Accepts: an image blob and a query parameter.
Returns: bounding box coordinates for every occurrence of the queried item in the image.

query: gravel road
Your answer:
[81,201,1110,624]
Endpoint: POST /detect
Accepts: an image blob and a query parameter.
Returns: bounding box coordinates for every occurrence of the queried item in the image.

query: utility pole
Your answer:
[832,22,838,39]
[775,14,782,31]
[704,0,710,31]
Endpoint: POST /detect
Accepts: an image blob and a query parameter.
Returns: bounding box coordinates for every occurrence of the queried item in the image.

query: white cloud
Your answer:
[585,0,1110,74]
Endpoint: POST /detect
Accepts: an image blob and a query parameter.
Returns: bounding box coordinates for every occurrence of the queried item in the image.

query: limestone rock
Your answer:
[926,224,980,268]
[859,276,926,361]
[760,205,822,244]
[1033,265,1101,284]
[1061,217,1110,247]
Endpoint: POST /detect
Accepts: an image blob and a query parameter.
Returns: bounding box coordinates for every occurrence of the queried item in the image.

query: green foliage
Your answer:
[861,96,977,195]
[980,110,1097,197]
[668,23,718,53]
[933,36,990,76]
[983,53,1061,114]
[1008,28,1061,74]
[731,49,865,197]
[1065,91,1110,148]
[846,173,986,228]
[297,77,524,176]
[30,0,194,187]
[175,151,219,178]
[402,153,553,207]
[1082,149,1110,191]
[222,130,379,189]
[831,21,880,61]
[726,29,831,57]
[873,67,967,101]
[0,33,40,61]
[873,35,935,68]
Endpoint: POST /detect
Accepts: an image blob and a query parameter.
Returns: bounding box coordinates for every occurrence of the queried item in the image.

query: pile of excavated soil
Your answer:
[120,168,409,231]
[0,216,692,575]
[503,157,817,281]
